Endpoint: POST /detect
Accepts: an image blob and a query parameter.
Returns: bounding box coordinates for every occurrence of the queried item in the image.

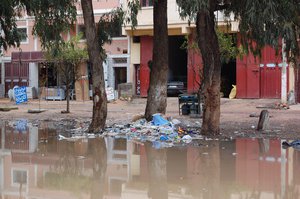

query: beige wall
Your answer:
[3,18,42,57]
[4,0,125,57]
[123,0,239,36]
[289,63,295,92]
[104,38,129,55]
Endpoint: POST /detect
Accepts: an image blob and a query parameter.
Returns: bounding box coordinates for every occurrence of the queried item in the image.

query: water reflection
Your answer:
[0,121,299,199]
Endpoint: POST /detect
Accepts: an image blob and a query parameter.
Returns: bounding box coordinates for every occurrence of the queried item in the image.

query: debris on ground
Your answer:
[256,102,290,110]
[274,102,290,110]
[102,113,202,148]
[282,140,300,150]
[28,109,47,113]
[0,106,18,112]
[249,113,260,117]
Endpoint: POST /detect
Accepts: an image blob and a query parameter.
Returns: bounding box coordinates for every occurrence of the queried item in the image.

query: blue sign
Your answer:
[14,86,28,105]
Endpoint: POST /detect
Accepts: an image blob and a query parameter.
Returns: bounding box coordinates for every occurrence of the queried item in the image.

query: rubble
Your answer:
[53,114,202,148]
[101,114,202,148]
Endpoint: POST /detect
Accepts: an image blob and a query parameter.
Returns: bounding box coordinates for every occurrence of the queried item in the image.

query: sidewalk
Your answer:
[0,97,300,138]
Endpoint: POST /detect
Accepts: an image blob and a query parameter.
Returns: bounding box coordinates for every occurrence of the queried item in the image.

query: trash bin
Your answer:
[181,104,190,115]
[190,104,199,114]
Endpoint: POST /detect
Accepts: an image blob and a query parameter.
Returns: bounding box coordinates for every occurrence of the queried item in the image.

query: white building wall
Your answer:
[29,63,39,90]
[1,60,4,85]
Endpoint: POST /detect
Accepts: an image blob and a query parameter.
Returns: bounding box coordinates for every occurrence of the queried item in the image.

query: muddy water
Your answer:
[0,121,299,199]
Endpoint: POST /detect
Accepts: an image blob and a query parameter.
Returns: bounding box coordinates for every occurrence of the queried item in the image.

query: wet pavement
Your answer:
[0,120,299,199]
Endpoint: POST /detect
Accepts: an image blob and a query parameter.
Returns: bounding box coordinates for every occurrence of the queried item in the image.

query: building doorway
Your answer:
[168,36,188,96]
[114,67,127,90]
[221,60,236,98]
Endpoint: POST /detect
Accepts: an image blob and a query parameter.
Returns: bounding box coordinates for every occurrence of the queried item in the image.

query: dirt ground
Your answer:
[0,97,300,139]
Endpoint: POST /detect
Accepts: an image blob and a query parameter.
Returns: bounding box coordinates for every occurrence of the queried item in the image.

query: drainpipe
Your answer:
[127,36,131,84]
[281,38,287,104]
[0,26,3,85]
[1,56,4,86]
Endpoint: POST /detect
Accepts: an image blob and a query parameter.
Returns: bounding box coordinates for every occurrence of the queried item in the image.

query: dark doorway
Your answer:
[39,63,58,87]
[114,67,127,89]
[221,60,236,98]
[168,36,188,96]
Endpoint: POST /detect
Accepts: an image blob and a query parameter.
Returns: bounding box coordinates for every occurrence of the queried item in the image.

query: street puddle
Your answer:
[0,121,299,199]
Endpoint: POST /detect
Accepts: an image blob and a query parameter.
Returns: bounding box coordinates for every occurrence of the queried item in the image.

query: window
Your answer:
[133,36,140,43]
[141,0,153,7]
[17,28,28,43]
[12,170,27,185]
[77,25,86,40]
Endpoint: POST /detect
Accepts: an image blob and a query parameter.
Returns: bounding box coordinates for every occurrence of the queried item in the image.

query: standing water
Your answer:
[0,120,298,199]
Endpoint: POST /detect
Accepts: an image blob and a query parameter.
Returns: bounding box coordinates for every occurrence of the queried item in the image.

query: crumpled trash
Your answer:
[151,113,169,126]
[282,140,300,150]
[182,135,193,143]
[57,114,200,149]
[160,135,169,141]
[171,119,181,125]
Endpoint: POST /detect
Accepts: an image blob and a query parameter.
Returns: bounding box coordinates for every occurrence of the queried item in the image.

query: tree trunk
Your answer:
[145,142,168,199]
[81,0,107,133]
[196,0,221,135]
[66,79,70,113]
[145,0,169,121]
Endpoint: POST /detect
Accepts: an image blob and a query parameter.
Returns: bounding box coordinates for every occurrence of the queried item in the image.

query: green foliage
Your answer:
[97,7,124,60]
[46,34,88,67]
[126,0,141,28]
[97,1,140,59]
[0,0,77,52]
[176,0,300,57]
[30,0,77,50]
[227,0,300,56]
[45,34,88,91]
[180,31,238,63]
[176,0,209,24]
[217,31,238,63]
[0,0,30,51]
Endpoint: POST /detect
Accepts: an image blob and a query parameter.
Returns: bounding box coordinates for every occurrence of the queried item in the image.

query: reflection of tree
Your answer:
[41,139,91,196]
[258,139,270,154]
[40,138,107,199]
[145,142,168,199]
[89,138,107,199]
[191,141,220,199]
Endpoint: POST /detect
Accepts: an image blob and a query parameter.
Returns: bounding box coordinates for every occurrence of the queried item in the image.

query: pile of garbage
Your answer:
[103,113,202,149]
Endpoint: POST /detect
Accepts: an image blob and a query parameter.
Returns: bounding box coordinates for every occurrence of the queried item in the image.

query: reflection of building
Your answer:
[235,139,291,198]
[0,122,299,199]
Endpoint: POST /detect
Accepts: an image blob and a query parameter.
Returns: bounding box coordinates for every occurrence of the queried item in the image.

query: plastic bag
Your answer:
[229,85,236,99]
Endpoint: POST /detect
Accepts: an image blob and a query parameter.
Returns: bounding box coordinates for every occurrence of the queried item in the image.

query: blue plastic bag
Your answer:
[151,113,169,126]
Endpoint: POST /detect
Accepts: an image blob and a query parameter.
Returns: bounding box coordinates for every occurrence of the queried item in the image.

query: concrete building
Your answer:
[123,0,297,101]
[1,0,298,102]
[0,0,130,100]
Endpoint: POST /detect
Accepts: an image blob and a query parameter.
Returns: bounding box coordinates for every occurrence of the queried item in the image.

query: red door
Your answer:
[5,62,29,92]
[140,36,153,97]
[246,64,260,98]
[236,57,260,98]
[260,65,282,98]
[139,64,150,97]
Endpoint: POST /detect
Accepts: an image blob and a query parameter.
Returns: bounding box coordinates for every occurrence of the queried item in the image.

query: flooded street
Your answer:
[0,121,299,199]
